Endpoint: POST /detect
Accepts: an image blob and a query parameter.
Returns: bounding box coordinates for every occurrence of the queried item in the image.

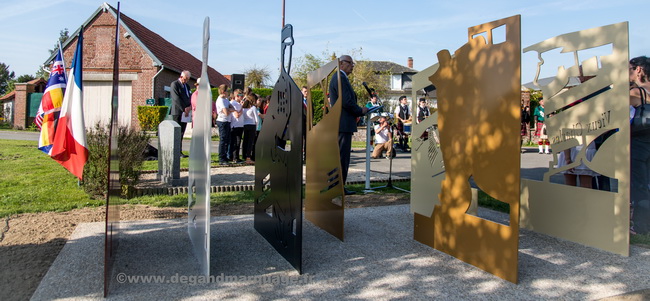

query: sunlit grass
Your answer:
[0,139,103,218]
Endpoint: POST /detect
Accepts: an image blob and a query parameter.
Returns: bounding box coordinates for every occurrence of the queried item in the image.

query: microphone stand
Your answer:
[365,120,409,193]
[361,83,409,194]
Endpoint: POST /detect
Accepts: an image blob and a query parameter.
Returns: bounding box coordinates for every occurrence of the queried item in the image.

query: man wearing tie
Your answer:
[329,55,368,195]
[170,70,192,157]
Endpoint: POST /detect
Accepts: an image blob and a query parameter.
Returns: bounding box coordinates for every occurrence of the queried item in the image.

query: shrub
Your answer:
[82,122,150,198]
[310,89,324,124]
[252,88,273,98]
[137,106,168,131]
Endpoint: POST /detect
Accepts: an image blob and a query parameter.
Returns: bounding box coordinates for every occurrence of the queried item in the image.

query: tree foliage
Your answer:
[0,63,15,96]
[292,48,390,107]
[5,74,36,94]
[291,53,326,88]
[35,28,71,80]
[244,65,271,89]
[49,28,70,55]
[15,74,36,83]
[347,60,390,104]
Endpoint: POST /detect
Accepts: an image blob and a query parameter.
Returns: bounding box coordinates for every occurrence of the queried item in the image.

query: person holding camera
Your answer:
[371,116,393,159]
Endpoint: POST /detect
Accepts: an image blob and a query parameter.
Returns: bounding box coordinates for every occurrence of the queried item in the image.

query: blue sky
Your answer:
[1,0,648,86]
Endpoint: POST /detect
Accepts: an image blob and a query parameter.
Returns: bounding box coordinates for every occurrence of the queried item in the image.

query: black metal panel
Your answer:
[254,24,303,273]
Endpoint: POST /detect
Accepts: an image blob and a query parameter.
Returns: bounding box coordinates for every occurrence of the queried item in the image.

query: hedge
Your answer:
[137,106,168,131]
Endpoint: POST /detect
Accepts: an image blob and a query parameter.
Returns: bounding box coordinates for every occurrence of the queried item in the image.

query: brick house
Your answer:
[0,78,47,128]
[35,2,230,130]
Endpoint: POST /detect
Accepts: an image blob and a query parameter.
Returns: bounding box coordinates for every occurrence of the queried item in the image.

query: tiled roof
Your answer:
[360,61,417,74]
[112,6,229,86]
[0,78,46,101]
[0,90,14,101]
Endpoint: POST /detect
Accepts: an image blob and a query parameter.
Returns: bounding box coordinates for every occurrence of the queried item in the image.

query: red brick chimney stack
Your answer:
[407,57,413,69]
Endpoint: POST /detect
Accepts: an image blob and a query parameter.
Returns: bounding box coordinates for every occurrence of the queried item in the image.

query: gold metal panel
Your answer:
[305,59,345,241]
[428,15,521,283]
[521,22,630,256]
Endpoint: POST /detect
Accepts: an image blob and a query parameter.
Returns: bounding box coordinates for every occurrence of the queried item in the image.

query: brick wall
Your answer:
[12,83,35,129]
[61,10,166,130]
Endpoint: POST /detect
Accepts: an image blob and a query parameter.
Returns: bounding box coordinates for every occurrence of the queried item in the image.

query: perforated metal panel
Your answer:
[254,24,304,273]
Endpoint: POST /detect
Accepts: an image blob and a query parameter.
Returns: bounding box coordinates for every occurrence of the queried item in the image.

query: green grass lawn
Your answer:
[0,139,103,217]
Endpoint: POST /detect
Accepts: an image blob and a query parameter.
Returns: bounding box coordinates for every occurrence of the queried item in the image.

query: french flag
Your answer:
[51,31,88,180]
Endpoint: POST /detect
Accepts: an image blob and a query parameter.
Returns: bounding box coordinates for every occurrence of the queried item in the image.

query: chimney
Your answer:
[407,57,413,69]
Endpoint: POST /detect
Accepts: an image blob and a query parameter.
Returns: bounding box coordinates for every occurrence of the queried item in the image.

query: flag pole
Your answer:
[58,41,67,82]
[281,0,285,28]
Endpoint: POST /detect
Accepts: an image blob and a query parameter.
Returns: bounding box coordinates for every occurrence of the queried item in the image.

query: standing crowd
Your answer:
[170,71,269,165]
[214,84,268,165]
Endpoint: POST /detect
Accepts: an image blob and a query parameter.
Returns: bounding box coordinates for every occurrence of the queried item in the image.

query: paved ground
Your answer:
[4,130,646,299]
[31,205,650,300]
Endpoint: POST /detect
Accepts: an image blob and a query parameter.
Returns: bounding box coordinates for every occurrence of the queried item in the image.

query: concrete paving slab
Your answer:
[32,205,650,300]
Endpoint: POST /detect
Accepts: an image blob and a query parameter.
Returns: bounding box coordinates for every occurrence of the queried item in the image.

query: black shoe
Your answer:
[219,161,228,166]
[344,189,356,195]
[180,153,188,158]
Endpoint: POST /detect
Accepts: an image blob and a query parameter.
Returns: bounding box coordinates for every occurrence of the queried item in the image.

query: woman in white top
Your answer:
[215,84,232,164]
[242,94,258,163]
[229,89,245,163]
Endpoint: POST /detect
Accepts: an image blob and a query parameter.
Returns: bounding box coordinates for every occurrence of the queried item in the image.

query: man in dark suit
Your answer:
[329,55,368,195]
[170,70,191,157]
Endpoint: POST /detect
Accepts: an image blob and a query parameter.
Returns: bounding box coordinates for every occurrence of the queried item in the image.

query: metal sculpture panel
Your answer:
[304,60,345,241]
[427,15,521,283]
[521,22,630,256]
[188,17,211,277]
[254,24,303,273]
[411,63,444,247]
[104,4,120,297]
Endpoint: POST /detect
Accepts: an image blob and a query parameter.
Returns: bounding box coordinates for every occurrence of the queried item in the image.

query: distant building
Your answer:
[361,57,435,111]
[0,78,46,128]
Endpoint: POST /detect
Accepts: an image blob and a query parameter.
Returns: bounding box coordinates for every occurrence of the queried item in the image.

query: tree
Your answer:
[347,60,390,104]
[16,74,36,83]
[291,53,326,88]
[35,66,49,80]
[244,65,271,89]
[49,28,70,55]
[6,74,36,94]
[0,63,15,96]
[35,28,71,80]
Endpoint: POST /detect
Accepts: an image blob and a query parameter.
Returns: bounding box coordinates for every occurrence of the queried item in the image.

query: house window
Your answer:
[391,75,402,91]
[402,74,413,90]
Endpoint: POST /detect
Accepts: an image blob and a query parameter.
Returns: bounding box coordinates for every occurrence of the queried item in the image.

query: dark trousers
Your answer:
[631,136,650,234]
[338,132,353,185]
[252,131,260,161]
[242,124,256,160]
[229,127,244,161]
[171,114,187,153]
[216,121,231,162]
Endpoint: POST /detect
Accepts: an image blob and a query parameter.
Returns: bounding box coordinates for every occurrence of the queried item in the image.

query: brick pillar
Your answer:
[13,83,36,129]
